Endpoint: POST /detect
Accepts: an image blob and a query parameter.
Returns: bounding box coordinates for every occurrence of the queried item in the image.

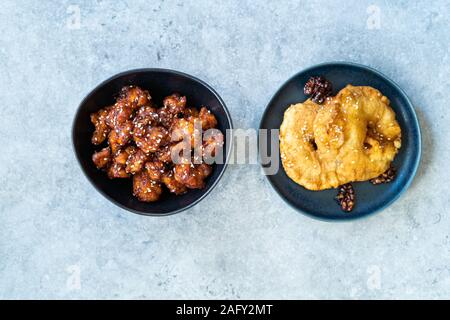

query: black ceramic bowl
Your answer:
[72,69,233,216]
[259,62,421,221]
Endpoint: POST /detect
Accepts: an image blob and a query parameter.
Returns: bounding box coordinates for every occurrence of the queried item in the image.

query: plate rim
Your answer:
[72,68,234,217]
[259,61,422,222]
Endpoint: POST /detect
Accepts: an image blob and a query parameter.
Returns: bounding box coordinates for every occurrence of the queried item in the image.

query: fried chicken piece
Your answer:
[107,162,129,179]
[163,93,187,113]
[174,163,212,189]
[170,117,202,147]
[118,86,151,110]
[155,144,173,164]
[107,130,119,154]
[157,108,173,128]
[134,125,170,154]
[183,107,199,118]
[132,170,163,202]
[170,118,193,142]
[92,147,111,169]
[162,171,187,195]
[113,148,130,165]
[105,100,134,128]
[133,105,159,128]
[116,121,133,145]
[125,147,148,174]
[106,147,133,178]
[144,160,166,181]
[157,93,187,127]
[105,86,149,129]
[90,107,112,145]
[107,121,133,154]
[108,146,147,175]
[199,106,218,130]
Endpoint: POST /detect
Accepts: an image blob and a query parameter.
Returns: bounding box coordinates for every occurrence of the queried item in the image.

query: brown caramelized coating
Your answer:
[104,86,150,130]
[162,171,188,195]
[133,170,163,202]
[106,101,134,128]
[134,105,159,128]
[108,125,133,154]
[91,86,223,202]
[163,93,187,113]
[115,121,134,146]
[158,93,187,127]
[92,147,111,169]
[145,160,166,181]
[107,147,132,179]
[91,107,111,145]
[174,163,212,189]
[155,144,173,164]
[170,118,193,141]
[107,130,119,154]
[134,126,170,154]
[199,107,218,130]
[107,162,129,179]
[183,107,199,118]
[119,86,151,109]
[125,147,148,174]
[113,148,130,165]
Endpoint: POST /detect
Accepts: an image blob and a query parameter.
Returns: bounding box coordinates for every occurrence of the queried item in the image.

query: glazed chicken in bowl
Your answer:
[72,69,232,215]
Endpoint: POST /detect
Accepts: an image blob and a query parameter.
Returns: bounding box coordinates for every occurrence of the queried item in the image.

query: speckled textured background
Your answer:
[0,0,448,299]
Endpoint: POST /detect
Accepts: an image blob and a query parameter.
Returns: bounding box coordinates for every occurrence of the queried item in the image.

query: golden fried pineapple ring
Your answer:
[280,85,401,190]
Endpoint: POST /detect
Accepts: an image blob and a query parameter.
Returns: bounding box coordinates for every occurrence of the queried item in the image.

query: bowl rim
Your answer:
[259,61,422,222]
[72,68,234,217]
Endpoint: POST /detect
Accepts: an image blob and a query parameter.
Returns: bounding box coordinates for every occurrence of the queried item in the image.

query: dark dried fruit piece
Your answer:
[304,76,333,104]
[370,165,396,184]
[335,183,355,212]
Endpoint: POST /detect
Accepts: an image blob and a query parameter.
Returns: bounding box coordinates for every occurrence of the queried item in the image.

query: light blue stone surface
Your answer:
[0,0,448,299]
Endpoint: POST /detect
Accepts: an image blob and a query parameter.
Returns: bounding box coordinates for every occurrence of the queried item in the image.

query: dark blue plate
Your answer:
[259,62,421,221]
